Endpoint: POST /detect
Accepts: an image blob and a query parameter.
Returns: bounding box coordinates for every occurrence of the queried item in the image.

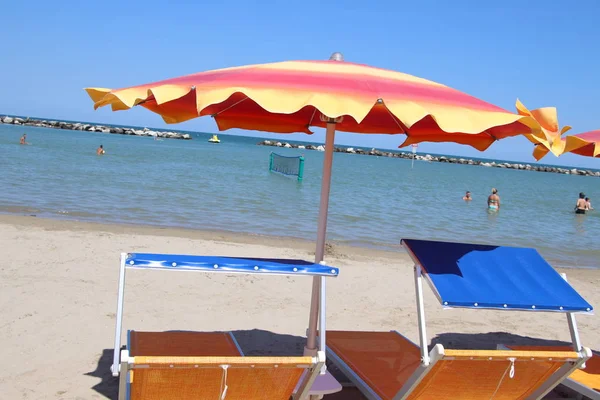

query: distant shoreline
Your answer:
[2,113,597,176]
[259,139,600,178]
[0,115,191,140]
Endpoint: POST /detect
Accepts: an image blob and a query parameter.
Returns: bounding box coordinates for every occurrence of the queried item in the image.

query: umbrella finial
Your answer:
[329,52,344,62]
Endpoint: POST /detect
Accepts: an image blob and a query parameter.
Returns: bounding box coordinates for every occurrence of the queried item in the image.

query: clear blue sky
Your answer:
[1,1,599,168]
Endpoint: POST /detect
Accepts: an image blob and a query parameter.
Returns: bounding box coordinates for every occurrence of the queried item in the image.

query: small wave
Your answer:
[52,210,102,218]
[0,205,42,214]
[334,238,401,252]
[554,264,599,270]
[337,214,366,223]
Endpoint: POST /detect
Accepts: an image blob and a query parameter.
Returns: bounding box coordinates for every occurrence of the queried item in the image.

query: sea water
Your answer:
[1,123,598,269]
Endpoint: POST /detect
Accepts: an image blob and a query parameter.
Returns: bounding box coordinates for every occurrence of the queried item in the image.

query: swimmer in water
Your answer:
[20,133,29,145]
[96,145,105,155]
[575,193,587,214]
[585,197,593,211]
[463,191,472,201]
[487,188,500,211]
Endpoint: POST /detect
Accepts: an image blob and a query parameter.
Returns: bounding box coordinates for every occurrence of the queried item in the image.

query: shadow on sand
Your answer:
[430,330,577,350]
[85,348,117,400]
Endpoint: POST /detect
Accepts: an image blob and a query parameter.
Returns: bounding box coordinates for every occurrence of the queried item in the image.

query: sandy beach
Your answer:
[0,214,598,399]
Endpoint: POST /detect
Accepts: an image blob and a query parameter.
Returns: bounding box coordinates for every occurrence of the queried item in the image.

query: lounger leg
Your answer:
[527,349,591,400]
[293,352,326,400]
[414,264,430,365]
[112,253,127,377]
[527,362,581,400]
[561,273,586,369]
[118,350,129,400]
[118,371,128,400]
[392,344,444,400]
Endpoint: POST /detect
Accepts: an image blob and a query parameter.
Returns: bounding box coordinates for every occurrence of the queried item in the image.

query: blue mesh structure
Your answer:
[269,152,305,181]
[402,239,593,313]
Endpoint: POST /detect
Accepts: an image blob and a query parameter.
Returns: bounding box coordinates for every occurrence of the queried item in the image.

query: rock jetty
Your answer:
[0,116,191,140]
[258,140,600,178]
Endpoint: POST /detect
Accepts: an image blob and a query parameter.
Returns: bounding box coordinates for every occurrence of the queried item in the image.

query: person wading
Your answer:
[487,188,500,211]
[575,192,587,214]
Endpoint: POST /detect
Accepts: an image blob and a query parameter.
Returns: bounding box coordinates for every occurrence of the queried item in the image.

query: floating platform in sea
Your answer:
[0,116,191,140]
[257,140,600,178]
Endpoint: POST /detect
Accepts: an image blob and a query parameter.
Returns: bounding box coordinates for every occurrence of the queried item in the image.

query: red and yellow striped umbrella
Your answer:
[85,53,556,356]
[533,130,600,160]
[87,56,549,151]
[517,101,574,160]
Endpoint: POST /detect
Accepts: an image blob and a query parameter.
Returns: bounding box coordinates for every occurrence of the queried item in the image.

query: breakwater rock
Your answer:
[258,140,600,178]
[0,116,191,140]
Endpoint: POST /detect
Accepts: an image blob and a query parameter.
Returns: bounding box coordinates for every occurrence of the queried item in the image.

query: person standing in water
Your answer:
[463,191,472,201]
[585,197,593,211]
[96,145,105,155]
[487,188,500,211]
[20,133,29,145]
[575,193,587,214]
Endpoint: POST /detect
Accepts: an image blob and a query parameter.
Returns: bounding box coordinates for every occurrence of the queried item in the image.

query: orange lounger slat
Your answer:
[407,351,575,400]
[507,345,600,394]
[326,331,422,400]
[130,358,307,400]
[129,331,242,357]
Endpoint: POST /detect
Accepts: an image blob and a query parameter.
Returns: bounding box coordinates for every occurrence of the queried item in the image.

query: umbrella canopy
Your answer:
[532,130,600,160]
[86,53,555,356]
[517,101,574,160]
[87,56,548,151]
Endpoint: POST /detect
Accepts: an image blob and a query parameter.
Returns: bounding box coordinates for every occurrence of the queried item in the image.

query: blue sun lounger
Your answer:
[112,253,341,400]
[326,239,594,400]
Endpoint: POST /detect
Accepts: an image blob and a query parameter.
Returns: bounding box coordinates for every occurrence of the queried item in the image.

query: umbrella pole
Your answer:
[305,120,336,354]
